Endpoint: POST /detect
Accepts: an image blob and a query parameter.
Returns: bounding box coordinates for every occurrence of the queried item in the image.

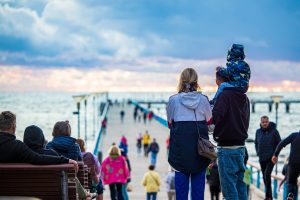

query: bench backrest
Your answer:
[0,164,77,200]
[77,162,89,190]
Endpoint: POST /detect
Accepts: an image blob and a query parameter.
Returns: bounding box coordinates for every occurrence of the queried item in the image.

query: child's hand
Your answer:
[208,124,215,133]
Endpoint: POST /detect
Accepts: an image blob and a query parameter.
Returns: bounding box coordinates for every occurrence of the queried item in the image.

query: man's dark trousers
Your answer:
[259,160,274,198]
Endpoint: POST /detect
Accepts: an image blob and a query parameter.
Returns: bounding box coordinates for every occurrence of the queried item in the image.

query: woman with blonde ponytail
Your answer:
[167,68,212,200]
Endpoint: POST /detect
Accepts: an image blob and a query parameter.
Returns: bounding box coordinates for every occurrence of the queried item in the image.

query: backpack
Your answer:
[170,175,175,190]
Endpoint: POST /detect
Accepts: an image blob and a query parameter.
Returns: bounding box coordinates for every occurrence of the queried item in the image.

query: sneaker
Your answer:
[287,192,294,200]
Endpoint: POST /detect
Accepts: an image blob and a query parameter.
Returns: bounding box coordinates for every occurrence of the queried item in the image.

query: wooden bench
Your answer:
[77,162,89,191]
[0,164,77,200]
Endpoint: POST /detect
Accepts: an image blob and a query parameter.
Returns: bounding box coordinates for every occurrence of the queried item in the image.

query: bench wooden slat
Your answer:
[0,163,77,200]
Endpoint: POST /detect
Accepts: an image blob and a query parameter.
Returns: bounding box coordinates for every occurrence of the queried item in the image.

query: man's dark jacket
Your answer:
[0,132,69,164]
[212,88,250,146]
[255,122,281,162]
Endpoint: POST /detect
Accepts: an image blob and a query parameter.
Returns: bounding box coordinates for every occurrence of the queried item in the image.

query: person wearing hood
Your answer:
[0,111,78,169]
[167,68,212,200]
[46,121,82,161]
[255,116,281,200]
[212,64,250,200]
[23,125,58,156]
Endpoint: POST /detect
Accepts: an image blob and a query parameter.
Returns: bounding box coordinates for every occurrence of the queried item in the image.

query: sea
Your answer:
[0,91,299,169]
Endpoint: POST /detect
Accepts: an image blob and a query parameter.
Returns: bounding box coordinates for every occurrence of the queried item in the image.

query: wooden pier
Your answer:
[93,101,266,200]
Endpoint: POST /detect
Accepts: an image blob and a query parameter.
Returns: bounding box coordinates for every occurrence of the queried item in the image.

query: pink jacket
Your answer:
[101,156,130,185]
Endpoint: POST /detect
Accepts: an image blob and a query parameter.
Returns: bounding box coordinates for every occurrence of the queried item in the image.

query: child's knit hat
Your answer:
[227,44,245,61]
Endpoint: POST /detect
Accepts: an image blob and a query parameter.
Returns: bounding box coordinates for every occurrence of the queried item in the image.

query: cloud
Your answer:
[0,1,172,60]
[1,57,300,92]
[1,0,300,64]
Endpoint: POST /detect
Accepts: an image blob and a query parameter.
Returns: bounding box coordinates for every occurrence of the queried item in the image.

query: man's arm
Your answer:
[274,132,297,157]
[15,141,69,164]
[212,93,229,125]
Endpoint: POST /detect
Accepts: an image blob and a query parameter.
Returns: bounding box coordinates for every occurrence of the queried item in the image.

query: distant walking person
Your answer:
[212,65,250,199]
[166,136,170,157]
[148,138,159,166]
[134,106,138,122]
[120,110,125,123]
[148,111,154,123]
[101,117,107,134]
[142,165,161,200]
[118,136,131,200]
[143,131,151,157]
[165,168,176,200]
[137,133,143,155]
[167,68,212,200]
[143,112,147,124]
[272,131,300,200]
[255,116,281,200]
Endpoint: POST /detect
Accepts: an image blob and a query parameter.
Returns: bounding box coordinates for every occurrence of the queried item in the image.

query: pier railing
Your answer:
[248,161,299,200]
[129,100,168,128]
[92,101,109,155]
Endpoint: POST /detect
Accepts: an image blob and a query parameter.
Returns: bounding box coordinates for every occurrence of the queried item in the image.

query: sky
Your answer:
[0,0,300,92]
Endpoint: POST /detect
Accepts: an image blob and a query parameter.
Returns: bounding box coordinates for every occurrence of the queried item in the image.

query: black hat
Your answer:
[23,125,45,149]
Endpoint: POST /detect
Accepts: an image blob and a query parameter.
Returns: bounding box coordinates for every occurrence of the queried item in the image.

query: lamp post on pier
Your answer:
[84,96,88,143]
[72,95,86,139]
[271,95,283,175]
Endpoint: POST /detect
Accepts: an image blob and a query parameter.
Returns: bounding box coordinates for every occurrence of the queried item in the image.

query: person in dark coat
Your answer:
[0,111,77,167]
[255,116,281,200]
[47,121,82,161]
[212,66,250,200]
[272,131,300,200]
[23,125,58,156]
[167,68,212,200]
[147,138,160,166]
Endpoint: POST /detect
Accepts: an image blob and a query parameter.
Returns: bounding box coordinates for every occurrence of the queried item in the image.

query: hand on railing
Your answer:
[69,159,79,173]
[272,156,278,164]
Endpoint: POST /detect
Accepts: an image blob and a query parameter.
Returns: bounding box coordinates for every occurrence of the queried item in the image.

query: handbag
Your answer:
[193,110,217,160]
[127,183,133,192]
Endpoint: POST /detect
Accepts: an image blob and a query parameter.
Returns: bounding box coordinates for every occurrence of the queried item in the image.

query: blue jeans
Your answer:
[151,152,158,166]
[122,183,129,200]
[147,192,157,200]
[217,147,247,200]
[175,170,205,200]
